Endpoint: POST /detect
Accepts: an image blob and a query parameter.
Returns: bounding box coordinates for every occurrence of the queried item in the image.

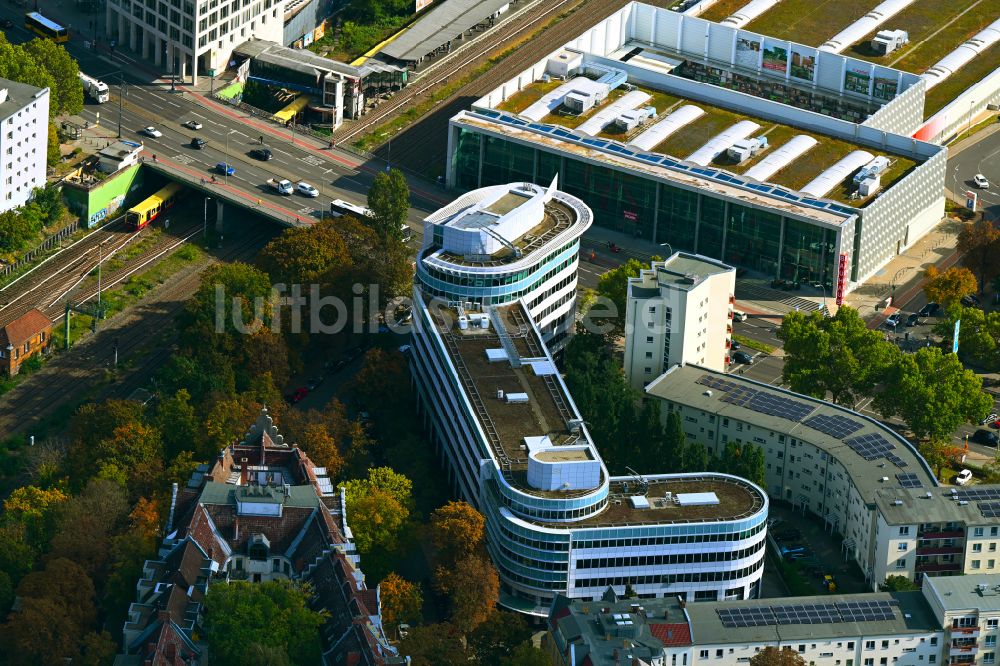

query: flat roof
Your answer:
[197,481,321,509]
[489,73,917,207]
[380,0,512,62]
[924,574,1000,613]
[0,77,44,121]
[234,38,364,78]
[646,364,937,503]
[454,113,852,228]
[874,486,994,526]
[685,591,939,643]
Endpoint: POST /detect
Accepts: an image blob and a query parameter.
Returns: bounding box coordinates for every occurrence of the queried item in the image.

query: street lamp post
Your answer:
[97,239,108,314]
[225,130,235,185]
[658,242,673,259]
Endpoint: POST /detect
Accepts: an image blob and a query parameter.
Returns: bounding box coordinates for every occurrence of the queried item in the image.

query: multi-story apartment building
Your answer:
[410,182,769,617]
[624,254,735,389]
[924,575,1000,666]
[547,587,944,666]
[415,177,591,352]
[0,80,49,213]
[105,0,285,83]
[646,363,1000,590]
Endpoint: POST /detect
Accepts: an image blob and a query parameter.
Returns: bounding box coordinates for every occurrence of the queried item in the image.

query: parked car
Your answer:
[918,302,940,317]
[884,313,901,329]
[182,120,203,130]
[781,545,807,555]
[980,413,999,426]
[190,137,206,149]
[732,350,754,365]
[956,469,974,486]
[297,182,319,197]
[140,126,162,138]
[215,162,235,176]
[961,294,981,307]
[974,173,990,189]
[822,575,837,592]
[0,18,14,29]
[250,147,273,161]
[398,344,412,354]
[905,312,921,327]
[972,430,1000,446]
[729,340,741,351]
[306,376,324,391]
[287,387,308,404]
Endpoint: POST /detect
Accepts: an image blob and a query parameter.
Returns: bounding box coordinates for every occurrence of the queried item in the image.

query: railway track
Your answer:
[0,218,279,435]
[340,0,640,173]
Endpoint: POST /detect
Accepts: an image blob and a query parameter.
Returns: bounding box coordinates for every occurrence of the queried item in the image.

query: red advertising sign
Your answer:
[623,210,638,221]
[835,252,849,306]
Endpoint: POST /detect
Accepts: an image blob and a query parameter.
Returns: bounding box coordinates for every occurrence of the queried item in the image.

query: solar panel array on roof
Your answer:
[804,414,863,439]
[896,473,922,488]
[696,374,813,421]
[716,600,897,628]
[956,488,1000,501]
[980,502,1000,518]
[844,432,895,461]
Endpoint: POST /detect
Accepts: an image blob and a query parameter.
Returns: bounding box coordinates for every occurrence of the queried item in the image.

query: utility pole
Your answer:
[117,72,125,138]
[97,239,107,313]
[113,337,119,368]
[203,196,211,237]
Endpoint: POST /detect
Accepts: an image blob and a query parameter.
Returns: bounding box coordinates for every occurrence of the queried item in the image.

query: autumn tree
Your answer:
[367,168,410,244]
[258,219,351,285]
[203,580,326,666]
[875,346,992,442]
[923,265,978,307]
[468,611,532,666]
[380,572,423,632]
[299,422,345,478]
[429,501,485,568]
[751,646,807,666]
[2,485,68,550]
[778,307,898,406]
[958,219,1000,291]
[351,347,408,412]
[434,553,500,633]
[47,479,130,584]
[342,467,413,555]
[398,623,467,666]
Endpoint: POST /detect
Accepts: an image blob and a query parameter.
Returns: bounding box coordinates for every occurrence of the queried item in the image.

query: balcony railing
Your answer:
[916,546,964,555]
[919,530,965,539]
[916,562,962,573]
[953,627,981,637]
[949,646,978,657]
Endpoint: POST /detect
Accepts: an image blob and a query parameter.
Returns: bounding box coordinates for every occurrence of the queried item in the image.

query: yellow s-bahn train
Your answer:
[125,183,183,231]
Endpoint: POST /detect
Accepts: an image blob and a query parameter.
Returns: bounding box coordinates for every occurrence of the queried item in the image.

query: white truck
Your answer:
[727,136,768,163]
[266,178,294,195]
[79,72,110,104]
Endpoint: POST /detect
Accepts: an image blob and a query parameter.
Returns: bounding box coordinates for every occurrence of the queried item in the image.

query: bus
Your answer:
[329,199,413,242]
[25,12,69,42]
[125,183,183,231]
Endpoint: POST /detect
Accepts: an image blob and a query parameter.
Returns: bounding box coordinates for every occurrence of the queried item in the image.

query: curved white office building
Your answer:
[410,180,769,616]
[415,177,590,351]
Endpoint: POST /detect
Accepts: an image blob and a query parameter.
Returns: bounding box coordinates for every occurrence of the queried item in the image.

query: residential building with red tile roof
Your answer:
[0,308,52,375]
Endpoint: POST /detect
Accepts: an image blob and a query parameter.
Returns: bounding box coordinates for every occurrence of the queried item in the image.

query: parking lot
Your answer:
[763,503,871,597]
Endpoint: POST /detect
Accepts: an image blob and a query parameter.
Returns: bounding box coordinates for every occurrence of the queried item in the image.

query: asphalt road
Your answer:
[948,127,1000,219]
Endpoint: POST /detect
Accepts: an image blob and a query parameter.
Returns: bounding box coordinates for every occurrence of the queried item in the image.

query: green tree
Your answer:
[22,39,83,115]
[0,208,38,253]
[923,265,977,308]
[47,479,129,584]
[958,219,1000,291]
[366,168,410,244]
[593,258,645,340]
[935,306,1000,371]
[342,467,412,554]
[155,389,201,460]
[501,642,551,666]
[179,262,274,342]
[47,121,61,167]
[468,611,532,666]
[778,307,897,406]
[203,580,326,666]
[875,346,992,442]
[751,646,807,666]
[257,219,351,285]
[881,575,919,591]
[398,623,467,666]
[0,36,56,103]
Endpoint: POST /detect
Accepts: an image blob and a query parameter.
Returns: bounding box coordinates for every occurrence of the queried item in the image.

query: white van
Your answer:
[733,310,748,322]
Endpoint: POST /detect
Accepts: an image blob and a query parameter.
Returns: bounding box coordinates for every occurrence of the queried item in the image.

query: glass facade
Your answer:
[453,130,844,282]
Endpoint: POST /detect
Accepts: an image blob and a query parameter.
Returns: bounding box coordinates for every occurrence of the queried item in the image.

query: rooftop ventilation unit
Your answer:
[892,499,903,506]
[505,392,529,404]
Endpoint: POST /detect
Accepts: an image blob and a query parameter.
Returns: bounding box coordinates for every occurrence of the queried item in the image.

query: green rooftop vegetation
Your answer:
[769,137,856,193]
[495,79,563,114]
[697,0,751,22]
[845,0,989,68]
[597,88,682,140]
[539,88,632,128]
[720,124,801,174]
[652,105,746,158]
[885,3,999,73]
[923,43,1000,118]
[744,0,878,46]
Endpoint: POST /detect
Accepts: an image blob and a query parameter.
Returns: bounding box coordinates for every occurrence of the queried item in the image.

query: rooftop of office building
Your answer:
[629,253,734,298]
[923,574,1000,614]
[487,68,917,208]
[421,179,591,268]
[645,364,937,502]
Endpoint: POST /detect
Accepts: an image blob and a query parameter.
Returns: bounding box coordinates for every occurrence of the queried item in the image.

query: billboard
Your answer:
[844,63,872,95]
[872,73,898,101]
[835,252,849,306]
[789,46,816,82]
[953,319,961,354]
[761,39,789,75]
[735,35,762,69]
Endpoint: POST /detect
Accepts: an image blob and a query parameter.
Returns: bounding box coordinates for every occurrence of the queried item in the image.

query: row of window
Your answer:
[572,558,763,587]
[424,239,576,287]
[572,522,764,550]
[575,542,764,569]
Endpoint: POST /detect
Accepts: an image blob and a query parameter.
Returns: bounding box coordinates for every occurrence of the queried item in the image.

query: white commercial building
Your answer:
[410,183,769,616]
[924,575,1000,666]
[0,79,49,213]
[106,0,285,83]
[624,253,735,389]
